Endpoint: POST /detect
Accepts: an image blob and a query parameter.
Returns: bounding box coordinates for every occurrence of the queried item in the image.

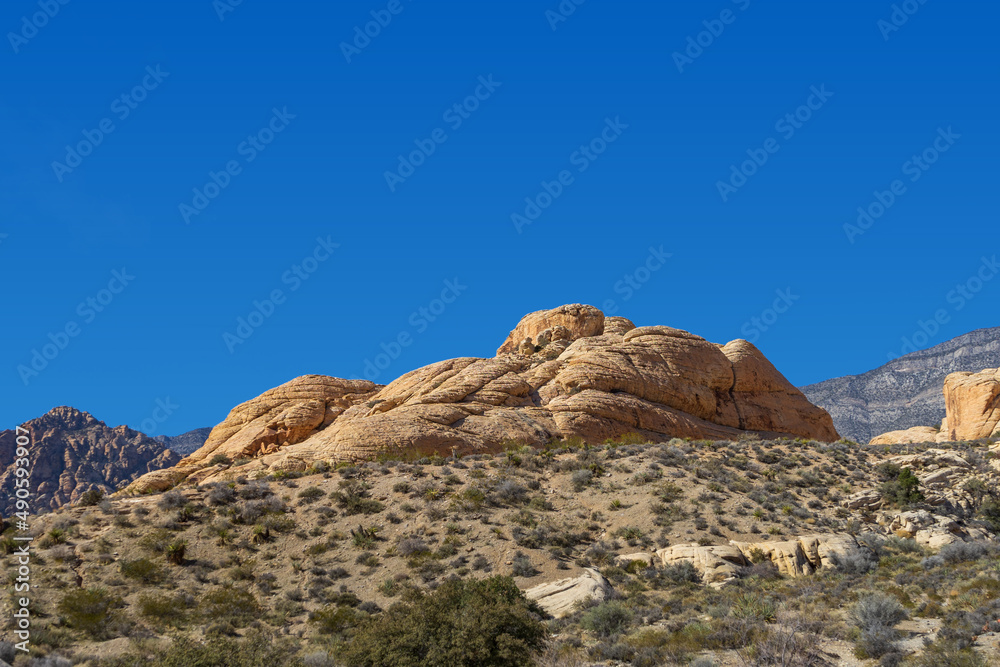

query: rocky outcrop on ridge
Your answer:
[126,304,838,493]
[0,407,181,514]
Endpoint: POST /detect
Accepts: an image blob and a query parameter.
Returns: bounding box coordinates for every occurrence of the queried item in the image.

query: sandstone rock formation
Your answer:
[0,407,181,515]
[802,326,1000,443]
[869,367,1000,445]
[127,304,838,492]
[642,534,864,586]
[524,568,613,618]
[940,367,1000,441]
[869,426,942,446]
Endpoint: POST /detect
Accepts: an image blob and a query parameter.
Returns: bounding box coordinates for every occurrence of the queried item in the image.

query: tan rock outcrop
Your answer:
[524,568,613,618]
[496,304,606,356]
[655,544,748,586]
[869,367,1000,444]
[940,368,1000,441]
[127,304,839,490]
[870,427,942,446]
[730,534,862,578]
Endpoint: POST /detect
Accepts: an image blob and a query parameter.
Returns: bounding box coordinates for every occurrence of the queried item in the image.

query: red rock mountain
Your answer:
[128,305,838,493]
[0,407,181,515]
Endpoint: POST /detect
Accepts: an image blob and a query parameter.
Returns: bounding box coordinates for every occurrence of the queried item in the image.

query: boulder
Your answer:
[497,304,606,356]
[655,544,747,586]
[524,568,613,618]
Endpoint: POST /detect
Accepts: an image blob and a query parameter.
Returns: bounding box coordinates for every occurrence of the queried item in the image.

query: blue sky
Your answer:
[2,0,997,435]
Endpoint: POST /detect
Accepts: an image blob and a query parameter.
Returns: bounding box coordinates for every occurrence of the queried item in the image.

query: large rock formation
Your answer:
[127,304,838,492]
[0,407,181,515]
[869,367,1000,445]
[801,327,1000,443]
[940,367,1000,441]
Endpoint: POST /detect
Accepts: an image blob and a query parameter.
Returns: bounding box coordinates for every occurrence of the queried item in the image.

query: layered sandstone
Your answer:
[127,304,839,492]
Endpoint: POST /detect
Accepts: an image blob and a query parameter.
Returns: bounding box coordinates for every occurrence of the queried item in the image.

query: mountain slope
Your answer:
[0,407,181,515]
[801,327,1000,443]
[154,427,212,456]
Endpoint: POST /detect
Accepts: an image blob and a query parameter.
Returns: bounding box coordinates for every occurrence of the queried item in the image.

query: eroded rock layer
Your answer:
[126,304,838,491]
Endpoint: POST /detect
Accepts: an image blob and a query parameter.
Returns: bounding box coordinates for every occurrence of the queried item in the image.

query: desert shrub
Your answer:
[158,490,187,509]
[119,558,165,584]
[166,540,187,564]
[879,467,923,507]
[905,640,988,667]
[208,482,238,506]
[661,560,701,585]
[57,587,124,639]
[298,486,325,503]
[310,605,367,639]
[208,453,231,466]
[78,488,105,507]
[570,469,593,491]
[729,592,776,622]
[199,587,261,627]
[0,641,14,664]
[137,592,189,627]
[331,480,385,515]
[937,540,996,564]
[238,481,274,499]
[25,657,73,667]
[831,547,878,575]
[490,480,528,506]
[335,576,547,666]
[581,601,634,639]
[849,592,907,658]
[511,551,539,577]
[96,631,304,667]
[398,537,431,557]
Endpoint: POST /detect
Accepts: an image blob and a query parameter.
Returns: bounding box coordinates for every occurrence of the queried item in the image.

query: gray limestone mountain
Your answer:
[800,326,1000,444]
[154,427,212,456]
[0,407,181,516]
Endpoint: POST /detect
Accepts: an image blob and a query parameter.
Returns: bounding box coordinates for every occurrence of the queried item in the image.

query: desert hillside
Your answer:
[6,433,999,666]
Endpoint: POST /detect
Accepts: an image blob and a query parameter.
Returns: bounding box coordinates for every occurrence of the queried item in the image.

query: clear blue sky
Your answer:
[2,0,997,435]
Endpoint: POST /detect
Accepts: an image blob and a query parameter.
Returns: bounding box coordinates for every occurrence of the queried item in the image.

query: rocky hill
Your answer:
[801,327,1000,444]
[154,428,212,456]
[15,436,1000,666]
[127,304,838,493]
[0,407,181,516]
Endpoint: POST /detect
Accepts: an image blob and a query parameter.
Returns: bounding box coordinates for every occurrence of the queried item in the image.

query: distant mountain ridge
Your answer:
[154,427,212,456]
[801,327,1000,444]
[0,407,182,515]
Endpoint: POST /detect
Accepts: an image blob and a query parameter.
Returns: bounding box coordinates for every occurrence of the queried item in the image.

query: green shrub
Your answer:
[79,488,105,507]
[57,587,123,638]
[336,576,547,666]
[581,601,634,639]
[849,592,907,658]
[136,593,189,628]
[119,558,165,584]
[96,631,304,667]
[879,467,923,507]
[199,587,261,627]
[310,605,367,639]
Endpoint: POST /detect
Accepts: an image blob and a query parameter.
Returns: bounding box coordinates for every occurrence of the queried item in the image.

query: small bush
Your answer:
[78,488,105,507]
[849,592,907,658]
[335,576,546,667]
[199,587,262,627]
[119,558,165,584]
[158,489,187,509]
[57,587,123,639]
[582,601,634,639]
[511,551,539,577]
[208,483,238,506]
[832,547,877,575]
